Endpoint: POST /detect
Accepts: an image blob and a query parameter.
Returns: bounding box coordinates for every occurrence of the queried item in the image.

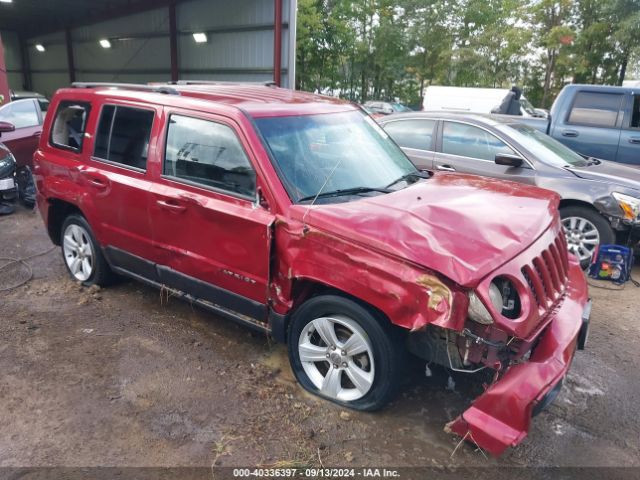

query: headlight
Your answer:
[468,278,521,324]
[468,289,498,325]
[612,192,640,222]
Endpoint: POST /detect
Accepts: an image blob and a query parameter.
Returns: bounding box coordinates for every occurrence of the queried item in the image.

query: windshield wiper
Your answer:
[298,186,392,203]
[385,171,431,189]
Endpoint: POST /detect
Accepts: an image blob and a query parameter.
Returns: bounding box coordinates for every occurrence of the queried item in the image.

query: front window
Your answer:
[442,121,515,161]
[502,123,588,167]
[255,110,417,203]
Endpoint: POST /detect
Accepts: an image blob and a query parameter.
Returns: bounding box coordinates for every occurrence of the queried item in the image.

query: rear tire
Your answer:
[60,214,114,286]
[560,206,615,269]
[288,294,403,411]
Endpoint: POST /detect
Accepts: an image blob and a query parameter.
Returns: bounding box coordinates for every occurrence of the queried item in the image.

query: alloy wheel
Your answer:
[561,216,600,264]
[298,314,375,402]
[62,223,94,282]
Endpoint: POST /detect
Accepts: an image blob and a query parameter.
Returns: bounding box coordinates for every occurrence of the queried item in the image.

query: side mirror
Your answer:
[495,153,524,168]
[0,121,15,135]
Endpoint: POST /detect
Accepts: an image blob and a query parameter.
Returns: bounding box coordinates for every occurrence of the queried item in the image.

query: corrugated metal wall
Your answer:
[1,0,295,97]
[1,30,23,91]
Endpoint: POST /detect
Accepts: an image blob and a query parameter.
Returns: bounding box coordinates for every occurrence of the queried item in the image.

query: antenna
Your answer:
[301,156,345,232]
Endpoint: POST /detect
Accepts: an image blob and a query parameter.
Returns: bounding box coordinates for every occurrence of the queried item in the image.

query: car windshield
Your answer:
[392,103,411,112]
[255,110,417,203]
[501,123,588,167]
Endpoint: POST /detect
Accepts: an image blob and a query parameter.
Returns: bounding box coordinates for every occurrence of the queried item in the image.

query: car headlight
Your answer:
[612,192,640,222]
[468,284,501,325]
[468,278,521,324]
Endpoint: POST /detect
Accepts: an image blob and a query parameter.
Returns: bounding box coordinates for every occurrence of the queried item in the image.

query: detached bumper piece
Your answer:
[0,176,17,216]
[447,261,589,456]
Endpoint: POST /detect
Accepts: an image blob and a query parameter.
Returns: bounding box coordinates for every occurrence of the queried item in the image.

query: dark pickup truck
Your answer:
[520,84,640,165]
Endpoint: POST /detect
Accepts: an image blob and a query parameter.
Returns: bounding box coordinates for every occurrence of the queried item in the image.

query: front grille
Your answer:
[521,231,569,316]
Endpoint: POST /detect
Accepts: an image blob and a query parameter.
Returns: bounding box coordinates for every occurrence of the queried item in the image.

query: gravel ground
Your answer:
[1,205,639,478]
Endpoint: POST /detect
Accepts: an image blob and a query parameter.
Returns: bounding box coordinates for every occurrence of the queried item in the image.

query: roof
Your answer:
[58,83,356,118]
[379,111,520,126]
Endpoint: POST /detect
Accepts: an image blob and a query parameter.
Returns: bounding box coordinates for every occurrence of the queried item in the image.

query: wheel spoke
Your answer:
[63,234,78,251]
[70,257,81,274]
[345,361,374,395]
[299,342,328,363]
[313,317,340,347]
[342,332,369,356]
[82,258,92,275]
[320,366,342,398]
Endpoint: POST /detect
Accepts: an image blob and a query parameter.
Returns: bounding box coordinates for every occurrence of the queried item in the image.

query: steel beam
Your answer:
[169,0,178,82]
[65,28,76,83]
[273,0,283,86]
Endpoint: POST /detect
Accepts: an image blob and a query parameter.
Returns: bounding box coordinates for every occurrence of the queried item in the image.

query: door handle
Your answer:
[177,193,202,207]
[80,171,109,189]
[629,137,640,144]
[561,130,579,138]
[156,199,187,213]
[437,165,456,172]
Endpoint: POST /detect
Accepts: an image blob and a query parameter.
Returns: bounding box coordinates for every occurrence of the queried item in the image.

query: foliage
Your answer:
[295,0,640,107]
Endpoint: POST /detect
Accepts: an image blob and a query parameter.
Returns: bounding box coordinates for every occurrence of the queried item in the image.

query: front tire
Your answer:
[60,214,113,286]
[560,206,615,269]
[287,294,403,411]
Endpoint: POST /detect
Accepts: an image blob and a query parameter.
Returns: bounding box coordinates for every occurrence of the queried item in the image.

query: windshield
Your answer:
[501,123,588,167]
[255,110,417,203]
[392,103,411,112]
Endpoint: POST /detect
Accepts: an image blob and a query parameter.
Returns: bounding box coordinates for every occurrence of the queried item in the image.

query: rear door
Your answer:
[80,101,160,269]
[148,109,274,320]
[617,92,640,166]
[381,118,436,169]
[434,120,536,184]
[553,90,623,161]
[0,98,42,168]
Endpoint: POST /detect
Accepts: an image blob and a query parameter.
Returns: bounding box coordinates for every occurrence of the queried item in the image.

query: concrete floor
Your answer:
[1,206,639,476]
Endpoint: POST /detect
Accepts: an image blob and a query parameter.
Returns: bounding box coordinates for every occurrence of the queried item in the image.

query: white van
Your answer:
[422,86,541,117]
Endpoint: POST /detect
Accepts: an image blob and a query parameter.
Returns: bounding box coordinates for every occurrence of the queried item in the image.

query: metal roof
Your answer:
[0,0,173,35]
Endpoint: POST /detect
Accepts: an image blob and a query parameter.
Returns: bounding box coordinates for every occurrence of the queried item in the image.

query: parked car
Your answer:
[379,112,640,268]
[0,122,17,215]
[0,96,49,206]
[515,84,640,165]
[422,86,543,118]
[10,90,50,113]
[0,97,46,168]
[363,100,411,115]
[34,82,590,456]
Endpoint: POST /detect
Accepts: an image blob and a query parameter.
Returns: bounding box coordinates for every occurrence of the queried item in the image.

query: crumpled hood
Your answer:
[567,160,640,193]
[298,173,559,287]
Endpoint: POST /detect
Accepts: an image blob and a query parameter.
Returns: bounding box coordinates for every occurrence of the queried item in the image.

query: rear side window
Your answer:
[568,92,623,128]
[384,119,435,150]
[50,101,91,151]
[631,95,640,129]
[93,105,154,170]
[0,100,40,128]
[163,115,256,197]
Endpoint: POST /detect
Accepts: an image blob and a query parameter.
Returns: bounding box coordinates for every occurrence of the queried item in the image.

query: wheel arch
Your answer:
[46,198,86,246]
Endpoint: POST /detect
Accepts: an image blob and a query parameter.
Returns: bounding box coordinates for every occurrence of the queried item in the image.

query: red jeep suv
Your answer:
[33,82,590,456]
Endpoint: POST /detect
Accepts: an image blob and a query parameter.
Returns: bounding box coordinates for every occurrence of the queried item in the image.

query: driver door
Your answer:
[434,120,536,184]
[148,109,274,321]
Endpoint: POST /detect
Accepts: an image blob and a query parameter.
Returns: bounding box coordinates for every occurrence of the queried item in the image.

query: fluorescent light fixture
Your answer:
[99,39,111,49]
[193,32,207,43]
[35,44,46,52]
[0,0,13,4]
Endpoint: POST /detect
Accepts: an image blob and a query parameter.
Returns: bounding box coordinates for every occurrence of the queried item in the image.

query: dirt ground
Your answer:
[1,205,640,476]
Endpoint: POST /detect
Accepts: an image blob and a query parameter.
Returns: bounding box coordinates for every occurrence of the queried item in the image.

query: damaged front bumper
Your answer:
[446,257,590,456]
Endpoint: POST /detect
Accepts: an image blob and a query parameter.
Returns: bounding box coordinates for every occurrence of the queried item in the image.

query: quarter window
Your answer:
[50,101,91,151]
[93,105,154,170]
[384,119,435,151]
[0,100,40,128]
[163,115,256,197]
[442,122,515,161]
[568,92,623,128]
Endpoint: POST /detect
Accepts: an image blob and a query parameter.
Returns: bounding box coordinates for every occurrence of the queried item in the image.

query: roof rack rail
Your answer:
[71,82,180,95]
[170,80,277,87]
